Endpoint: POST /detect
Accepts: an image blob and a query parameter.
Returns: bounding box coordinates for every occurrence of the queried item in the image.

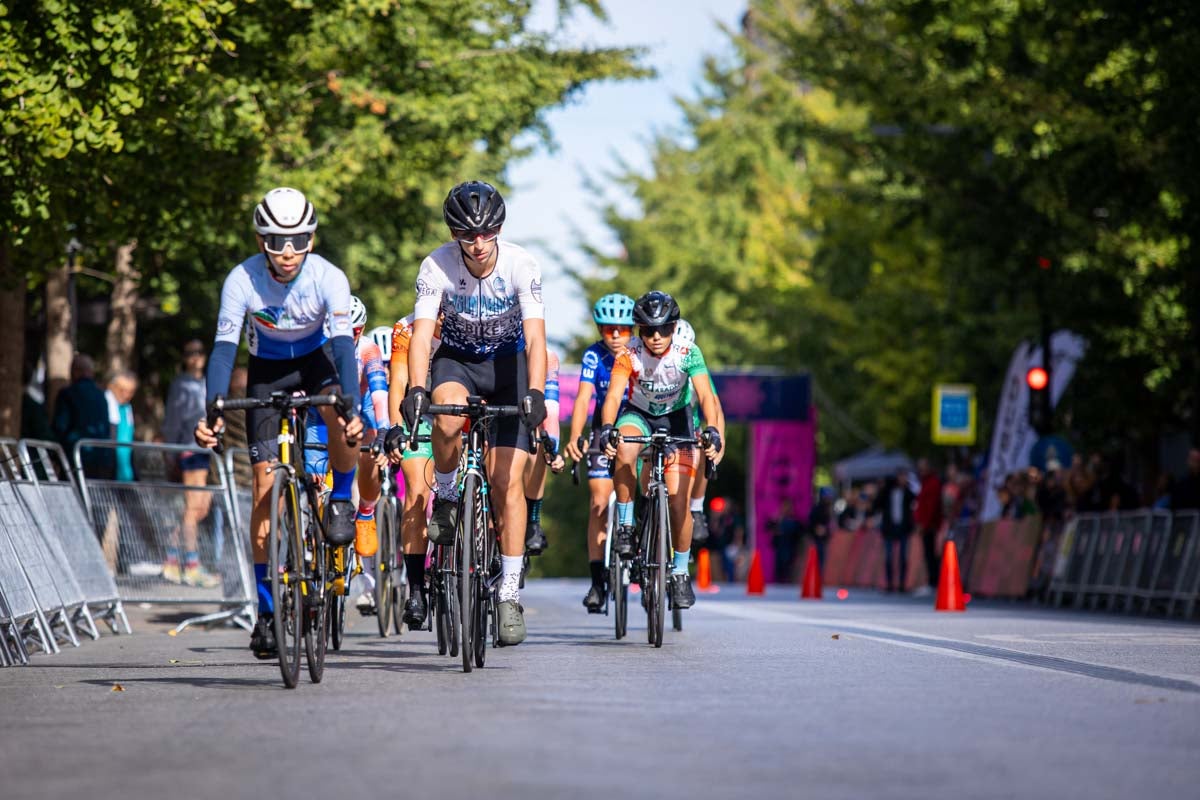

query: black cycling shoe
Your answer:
[525,521,548,556]
[427,497,458,547]
[325,500,356,546]
[691,510,710,544]
[582,583,606,613]
[669,573,696,610]
[615,525,635,559]
[402,591,428,629]
[250,614,277,659]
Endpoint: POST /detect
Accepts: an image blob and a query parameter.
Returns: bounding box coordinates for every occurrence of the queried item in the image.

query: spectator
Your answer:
[52,353,115,478]
[709,499,745,583]
[768,499,803,584]
[873,468,915,592]
[161,339,218,588]
[807,487,835,572]
[1170,448,1200,511]
[105,370,139,482]
[913,458,942,596]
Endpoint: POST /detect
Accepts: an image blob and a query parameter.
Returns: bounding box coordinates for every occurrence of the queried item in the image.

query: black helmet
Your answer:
[632,291,681,326]
[443,181,506,232]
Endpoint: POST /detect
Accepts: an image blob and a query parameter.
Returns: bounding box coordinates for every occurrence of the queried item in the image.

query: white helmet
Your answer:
[674,318,695,344]
[253,187,318,235]
[349,296,368,329]
[368,326,392,361]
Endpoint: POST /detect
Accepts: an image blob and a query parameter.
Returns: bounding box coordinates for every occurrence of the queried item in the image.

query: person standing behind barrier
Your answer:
[807,487,834,572]
[768,499,802,583]
[105,370,139,482]
[162,339,219,588]
[1170,448,1200,511]
[912,458,942,596]
[52,353,115,478]
[873,469,915,593]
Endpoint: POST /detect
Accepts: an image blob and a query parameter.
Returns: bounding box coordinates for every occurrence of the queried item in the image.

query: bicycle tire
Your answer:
[392,550,408,637]
[269,472,302,689]
[458,476,479,673]
[434,561,449,655]
[375,501,394,637]
[474,488,493,668]
[672,604,683,632]
[304,536,328,684]
[649,486,668,648]
[615,561,629,639]
[446,566,459,658]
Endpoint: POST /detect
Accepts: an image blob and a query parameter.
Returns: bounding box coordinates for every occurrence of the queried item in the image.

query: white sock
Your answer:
[499,555,523,601]
[434,468,458,500]
[690,497,704,513]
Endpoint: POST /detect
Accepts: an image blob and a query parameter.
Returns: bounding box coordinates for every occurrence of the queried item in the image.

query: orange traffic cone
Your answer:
[695,548,718,593]
[935,540,965,612]
[801,546,822,599]
[746,550,766,595]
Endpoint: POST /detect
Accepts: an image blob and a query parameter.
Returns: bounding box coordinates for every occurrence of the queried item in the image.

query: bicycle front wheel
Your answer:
[304,535,328,684]
[375,500,395,637]
[269,472,303,688]
[458,476,481,673]
[649,486,668,648]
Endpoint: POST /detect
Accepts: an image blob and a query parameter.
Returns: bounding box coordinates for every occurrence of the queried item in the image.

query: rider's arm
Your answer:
[601,353,633,426]
[568,381,594,444]
[321,269,361,407]
[362,343,389,428]
[523,319,546,399]
[388,322,411,423]
[407,319,435,393]
[543,349,560,442]
[205,270,248,403]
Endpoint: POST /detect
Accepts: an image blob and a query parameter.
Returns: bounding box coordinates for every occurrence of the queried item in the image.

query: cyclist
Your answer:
[599,291,723,611]
[673,318,725,546]
[523,347,564,556]
[384,311,442,629]
[397,180,547,646]
[565,293,635,612]
[193,187,363,659]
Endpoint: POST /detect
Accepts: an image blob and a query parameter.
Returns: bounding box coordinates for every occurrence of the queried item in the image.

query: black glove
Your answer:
[703,425,723,454]
[384,424,407,456]
[598,423,617,449]
[401,386,429,431]
[521,388,547,430]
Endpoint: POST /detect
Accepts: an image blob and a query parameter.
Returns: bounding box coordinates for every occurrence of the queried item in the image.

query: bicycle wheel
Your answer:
[458,476,480,673]
[611,558,628,640]
[328,542,348,652]
[375,501,394,637]
[392,548,408,637]
[647,487,668,648]
[269,472,302,688]
[434,559,449,655]
[473,491,493,667]
[672,604,683,632]
[304,535,328,684]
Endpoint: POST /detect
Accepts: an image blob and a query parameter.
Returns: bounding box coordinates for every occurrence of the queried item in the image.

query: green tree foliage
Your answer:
[583,0,1200,465]
[4,0,644,419]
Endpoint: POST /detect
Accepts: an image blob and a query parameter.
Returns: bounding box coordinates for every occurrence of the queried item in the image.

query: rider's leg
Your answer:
[584,477,614,609]
[318,403,359,545]
[430,382,468,498]
[250,461,274,613]
[665,449,697,574]
[400,453,433,624]
[523,444,549,553]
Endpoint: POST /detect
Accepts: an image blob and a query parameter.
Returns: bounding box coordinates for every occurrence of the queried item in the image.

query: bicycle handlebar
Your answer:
[206,391,359,455]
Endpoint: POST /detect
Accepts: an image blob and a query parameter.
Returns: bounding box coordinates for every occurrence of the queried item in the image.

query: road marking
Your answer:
[978,632,1200,646]
[699,602,1200,694]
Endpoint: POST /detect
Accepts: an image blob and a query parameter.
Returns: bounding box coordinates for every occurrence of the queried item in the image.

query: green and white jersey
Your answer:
[613,337,710,416]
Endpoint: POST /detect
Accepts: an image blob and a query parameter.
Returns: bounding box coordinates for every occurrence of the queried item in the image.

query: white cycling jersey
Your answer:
[413,241,544,359]
[215,253,354,359]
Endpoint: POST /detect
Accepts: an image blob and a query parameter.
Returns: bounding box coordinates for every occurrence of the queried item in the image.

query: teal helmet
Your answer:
[592,293,635,326]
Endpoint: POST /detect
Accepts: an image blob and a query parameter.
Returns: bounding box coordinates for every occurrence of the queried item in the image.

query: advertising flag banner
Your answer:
[751,419,816,583]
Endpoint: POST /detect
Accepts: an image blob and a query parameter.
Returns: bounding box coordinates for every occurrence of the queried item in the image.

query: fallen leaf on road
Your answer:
[167,630,178,637]
[111,684,125,692]
[54,685,65,689]
[831,634,840,640]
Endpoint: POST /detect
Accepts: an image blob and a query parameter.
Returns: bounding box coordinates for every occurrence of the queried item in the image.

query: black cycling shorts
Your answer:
[431,349,529,449]
[246,350,340,464]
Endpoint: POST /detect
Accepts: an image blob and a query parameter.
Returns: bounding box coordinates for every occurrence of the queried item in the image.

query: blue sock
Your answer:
[617,501,634,526]
[254,563,273,614]
[673,549,690,575]
[330,467,354,501]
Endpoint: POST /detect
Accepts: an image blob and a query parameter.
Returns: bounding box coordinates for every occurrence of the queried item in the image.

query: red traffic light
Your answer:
[1026,367,1049,391]
[710,496,727,513]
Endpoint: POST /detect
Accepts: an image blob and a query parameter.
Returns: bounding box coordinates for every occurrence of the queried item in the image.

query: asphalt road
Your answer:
[2,581,1198,800]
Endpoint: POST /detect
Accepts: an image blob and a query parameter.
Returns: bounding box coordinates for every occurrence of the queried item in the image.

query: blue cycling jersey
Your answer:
[580,341,616,426]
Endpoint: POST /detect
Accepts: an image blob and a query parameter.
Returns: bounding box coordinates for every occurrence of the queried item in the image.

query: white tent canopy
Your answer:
[834,445,913,485]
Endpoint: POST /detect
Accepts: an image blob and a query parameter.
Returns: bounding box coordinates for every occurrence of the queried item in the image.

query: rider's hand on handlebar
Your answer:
[383,424,407,464]
[550,452,566,474]
[702,425,723,463]
[340,413,364,445]
[194,417,222,449]
[521,388,547,430]
[564,434,586,463]
[599,423,617,459]
[401,386,429,431]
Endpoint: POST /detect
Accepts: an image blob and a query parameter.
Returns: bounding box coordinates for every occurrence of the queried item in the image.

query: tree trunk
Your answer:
[45,261,73,418]
[0,237,24,438]
[103,240,139,377]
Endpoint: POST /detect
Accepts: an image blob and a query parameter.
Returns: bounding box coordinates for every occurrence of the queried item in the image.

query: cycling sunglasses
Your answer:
[263,232,313,254]
[639,322,676,339]
[600,324,632,336]
[451,227,501,244]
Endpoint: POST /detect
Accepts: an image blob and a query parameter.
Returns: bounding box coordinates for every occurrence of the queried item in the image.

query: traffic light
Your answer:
[1026,366,1052,434]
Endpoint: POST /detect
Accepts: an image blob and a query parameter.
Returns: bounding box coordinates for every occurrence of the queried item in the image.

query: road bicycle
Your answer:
[572,446,626,640]
[366,439,408,638]
[608,426,716,648]
[208,390,357,688]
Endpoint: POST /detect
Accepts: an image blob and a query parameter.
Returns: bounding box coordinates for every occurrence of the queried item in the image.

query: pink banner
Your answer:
[752,418,816,583]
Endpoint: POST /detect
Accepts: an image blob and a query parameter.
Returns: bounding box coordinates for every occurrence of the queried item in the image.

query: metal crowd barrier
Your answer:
[18,439,129,635]
[73,439,254,634]
[1048,509,1199,617]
